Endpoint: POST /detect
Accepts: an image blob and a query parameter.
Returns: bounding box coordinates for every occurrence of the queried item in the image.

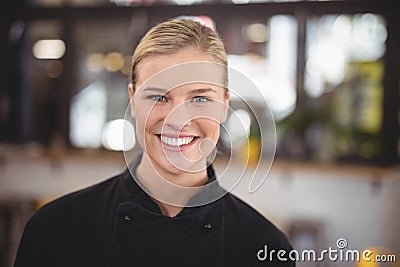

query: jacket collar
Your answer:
[120,154,224,217]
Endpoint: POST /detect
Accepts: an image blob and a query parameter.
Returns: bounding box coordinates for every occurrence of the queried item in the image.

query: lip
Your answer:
[157,132,198,138]
[155,134,199,152]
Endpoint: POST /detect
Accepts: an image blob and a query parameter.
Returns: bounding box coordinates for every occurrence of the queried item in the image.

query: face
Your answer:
[129,49,230,176]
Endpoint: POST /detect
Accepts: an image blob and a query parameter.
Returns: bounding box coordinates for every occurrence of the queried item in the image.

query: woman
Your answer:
[14,19,294,267]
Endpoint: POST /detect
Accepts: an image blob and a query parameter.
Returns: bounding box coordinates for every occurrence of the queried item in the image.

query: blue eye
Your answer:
[149,95,167,102]
[192,96,212,103]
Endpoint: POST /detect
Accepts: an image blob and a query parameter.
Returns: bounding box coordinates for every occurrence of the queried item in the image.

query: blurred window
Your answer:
[217,15,298,159]
[228,15,298,121]
[11,6,394,165]
[68,18,133,150]
[277,14,387,163]
[70,82,107,148]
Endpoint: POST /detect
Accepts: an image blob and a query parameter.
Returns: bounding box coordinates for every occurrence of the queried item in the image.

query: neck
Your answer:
[135,153,208,217]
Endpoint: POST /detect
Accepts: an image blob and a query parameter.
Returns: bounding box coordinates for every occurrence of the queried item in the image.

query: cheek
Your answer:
[134,118,144,148]
[129,101,135,119]
[132,107,147,147]
[135,109,159,137]
[198,119,221,141]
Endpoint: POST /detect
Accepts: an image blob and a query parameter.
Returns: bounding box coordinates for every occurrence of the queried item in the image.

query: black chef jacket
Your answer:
[14,157,295,267]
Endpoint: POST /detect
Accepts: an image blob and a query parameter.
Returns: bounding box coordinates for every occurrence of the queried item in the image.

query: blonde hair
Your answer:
[131,19,228,90]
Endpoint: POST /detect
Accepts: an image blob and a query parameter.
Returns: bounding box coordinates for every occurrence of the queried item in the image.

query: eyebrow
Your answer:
[188,88,217,94]
[143,87,217,94]
[143,87,167,93]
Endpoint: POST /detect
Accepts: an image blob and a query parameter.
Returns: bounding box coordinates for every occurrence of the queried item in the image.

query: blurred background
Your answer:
[0,0,399,266]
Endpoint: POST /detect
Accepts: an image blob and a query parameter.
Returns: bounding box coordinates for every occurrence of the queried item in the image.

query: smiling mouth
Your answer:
[157,135,198,147]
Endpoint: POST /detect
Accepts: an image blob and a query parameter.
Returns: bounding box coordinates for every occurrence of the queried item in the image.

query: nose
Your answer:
[163,100,193,131]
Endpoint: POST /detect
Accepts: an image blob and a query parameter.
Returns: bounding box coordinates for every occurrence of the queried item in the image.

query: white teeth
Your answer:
[160,136,194,146]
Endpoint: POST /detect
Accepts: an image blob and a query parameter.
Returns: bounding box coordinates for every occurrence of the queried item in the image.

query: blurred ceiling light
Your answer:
[102,119,136,151]
[231,0,250,3]
[33,39,66,59]
[104,52,124,72]
[87,53,105,72]
[173,0,196,5]
[242,23,268,43]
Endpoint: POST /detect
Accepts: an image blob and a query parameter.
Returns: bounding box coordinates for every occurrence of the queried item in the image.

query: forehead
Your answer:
[140,82,224,96]
[135,49,222,88]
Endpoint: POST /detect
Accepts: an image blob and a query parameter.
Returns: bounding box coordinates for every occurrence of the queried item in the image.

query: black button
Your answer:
[204,223,212,229]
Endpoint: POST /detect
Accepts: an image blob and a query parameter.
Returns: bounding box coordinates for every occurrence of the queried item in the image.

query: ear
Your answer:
[128,83,136,118]
[222,90,230,123]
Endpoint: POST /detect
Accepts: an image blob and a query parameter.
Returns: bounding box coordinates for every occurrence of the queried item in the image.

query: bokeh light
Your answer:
[87,53,105,72]
[104,52,124,72]
[102,119,135,151]
[32,39,66,59]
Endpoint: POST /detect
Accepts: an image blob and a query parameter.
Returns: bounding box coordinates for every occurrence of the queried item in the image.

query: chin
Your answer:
[155,152,206,175]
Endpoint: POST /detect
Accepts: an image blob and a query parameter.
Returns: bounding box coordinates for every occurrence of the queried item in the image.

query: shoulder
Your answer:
[222,192,292,249]
[15,171,128,266]
[29,171,125,226]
